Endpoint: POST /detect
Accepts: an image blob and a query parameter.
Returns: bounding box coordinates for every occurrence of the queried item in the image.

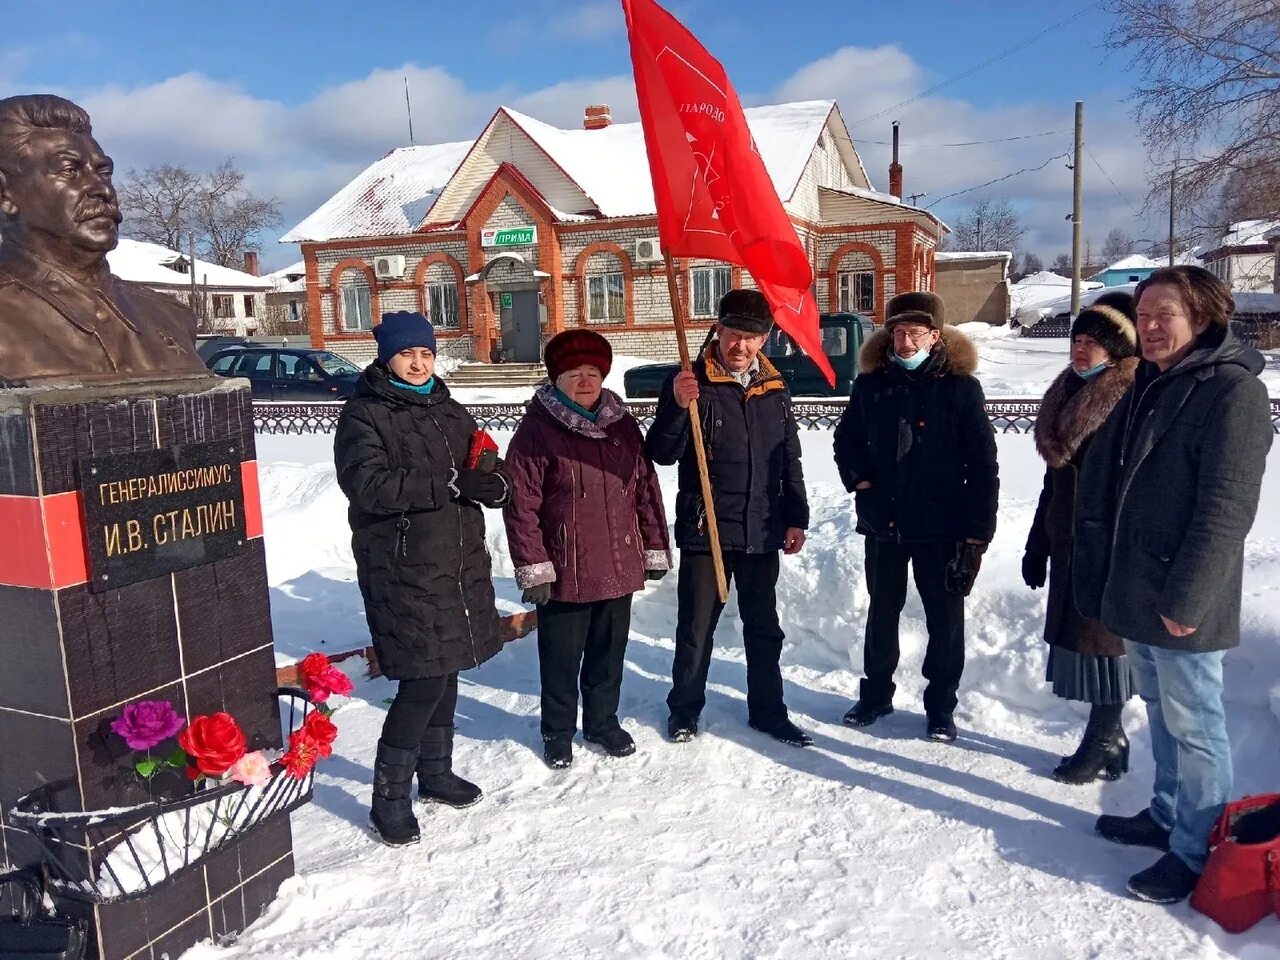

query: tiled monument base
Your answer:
[0,377,294,960]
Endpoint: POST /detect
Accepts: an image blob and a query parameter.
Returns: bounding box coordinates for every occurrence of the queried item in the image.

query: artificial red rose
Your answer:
[177,712,247,777]
[301,711,337,759]
[280,729,320,780]
[298,653,354,704]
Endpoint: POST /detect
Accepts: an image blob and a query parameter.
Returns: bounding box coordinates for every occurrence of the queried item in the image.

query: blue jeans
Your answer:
[1125,639,1232,873]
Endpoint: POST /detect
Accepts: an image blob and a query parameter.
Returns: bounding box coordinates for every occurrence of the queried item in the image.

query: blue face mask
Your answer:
[1073,361,1108,380]
[892,345,932,371]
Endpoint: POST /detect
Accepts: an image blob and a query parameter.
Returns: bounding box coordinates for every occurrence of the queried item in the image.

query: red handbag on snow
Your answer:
[1191,793,1280,933]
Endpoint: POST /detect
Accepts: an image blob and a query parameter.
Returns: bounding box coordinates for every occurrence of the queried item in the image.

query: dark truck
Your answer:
[623,312,874,399]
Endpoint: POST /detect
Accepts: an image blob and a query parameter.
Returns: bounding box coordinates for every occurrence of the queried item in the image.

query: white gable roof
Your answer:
[1219,219,1280,248]
[1100,253,1160,271]
[108,238,271,290]
[265,260,307,293]
[282,100,860,241]
[281,141,472,243]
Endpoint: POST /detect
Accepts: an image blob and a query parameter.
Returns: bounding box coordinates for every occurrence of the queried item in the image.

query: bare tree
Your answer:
[1052,252,1073,275]
[946,198,1026,253]
[1105,0,1280,232]
[1102,227,1135,263]
[1022,252,1045,275]
[116,164,203,252]
[117,158,282,267]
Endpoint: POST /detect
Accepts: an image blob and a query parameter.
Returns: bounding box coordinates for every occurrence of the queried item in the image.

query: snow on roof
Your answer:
[281,140,473,243]
[284,100,841,240]
[1013,270,1073,287]
[935,250,1011,262]
[264,260,307,293]
[108,238,272,290]
[1100,253,1160,271]
[1233,291,1280,315]
[1009,272,1104,313]
[1220,219,1280,248]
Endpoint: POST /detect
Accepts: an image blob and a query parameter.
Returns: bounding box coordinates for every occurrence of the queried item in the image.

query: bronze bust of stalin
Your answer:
[0,94,207,386]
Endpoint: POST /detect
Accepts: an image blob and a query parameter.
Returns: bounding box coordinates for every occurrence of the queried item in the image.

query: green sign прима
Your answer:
[500,292,513,308]
[481,226,537,248]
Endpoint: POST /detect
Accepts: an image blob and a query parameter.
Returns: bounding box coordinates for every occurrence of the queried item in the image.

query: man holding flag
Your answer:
[646,289,811,747]
[621,0,830,746]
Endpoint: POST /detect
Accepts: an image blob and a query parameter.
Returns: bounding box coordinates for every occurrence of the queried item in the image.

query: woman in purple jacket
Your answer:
[504,330,672,770]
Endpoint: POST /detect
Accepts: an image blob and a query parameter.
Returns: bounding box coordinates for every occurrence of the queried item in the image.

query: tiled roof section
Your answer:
[281,140,472,242]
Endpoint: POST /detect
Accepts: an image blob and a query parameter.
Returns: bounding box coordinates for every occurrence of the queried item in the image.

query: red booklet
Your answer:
[466,430,499,472]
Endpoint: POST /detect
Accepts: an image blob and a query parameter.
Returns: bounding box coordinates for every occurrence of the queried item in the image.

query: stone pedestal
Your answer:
[0,377,294,960]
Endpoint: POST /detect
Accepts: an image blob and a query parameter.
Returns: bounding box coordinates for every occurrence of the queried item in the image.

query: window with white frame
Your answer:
[838,271,875,314]
[341,283,373,331]
[212,294,235,319]
[586,271,625,323]
[691,265,732,317]
[426,281,460,329]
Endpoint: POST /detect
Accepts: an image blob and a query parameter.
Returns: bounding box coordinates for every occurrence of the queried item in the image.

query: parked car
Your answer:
[195,334,247,362]
[1014,283,1139,335]
[623,312,875,399]
[206,347,361,400]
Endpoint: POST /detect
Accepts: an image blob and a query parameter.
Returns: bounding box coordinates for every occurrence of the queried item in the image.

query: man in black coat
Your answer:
[1075,266,1272,904]
[833,291,999,742]
[646,289,811,747]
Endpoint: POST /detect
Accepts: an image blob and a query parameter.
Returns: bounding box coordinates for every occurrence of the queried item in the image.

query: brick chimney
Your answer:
[888,121,903,200]
[243,251,260,276]
[584,104,612,130]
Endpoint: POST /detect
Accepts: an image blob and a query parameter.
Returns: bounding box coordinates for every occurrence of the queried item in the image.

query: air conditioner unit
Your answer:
[374,254,406,280]
[634,238,663,263]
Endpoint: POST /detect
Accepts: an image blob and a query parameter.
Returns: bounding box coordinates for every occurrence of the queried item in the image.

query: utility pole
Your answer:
[976,215,983,251]
[907,191,927,206]
[188,233,198,320]
[1168,159,1176,267]
[404,76,415,146]
[1071,100,1084,316]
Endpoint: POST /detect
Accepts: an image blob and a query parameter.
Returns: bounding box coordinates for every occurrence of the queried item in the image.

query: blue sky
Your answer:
[2,0,1158,268]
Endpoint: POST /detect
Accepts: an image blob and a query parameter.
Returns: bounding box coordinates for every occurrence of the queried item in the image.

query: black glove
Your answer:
[453,468,507,507]
[645,568,668,582]
[945,541,986,597]
[1022,551,1048,590]
[521,582,552,606]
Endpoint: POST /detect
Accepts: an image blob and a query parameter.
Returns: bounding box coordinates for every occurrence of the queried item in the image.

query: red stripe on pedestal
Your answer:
[44,491,90,587]
[0,494,55,589]
[241,460,262,540]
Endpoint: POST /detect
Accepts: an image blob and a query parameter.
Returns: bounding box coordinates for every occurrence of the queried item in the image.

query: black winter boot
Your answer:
[1127,852,1200,904]
[584,725,636,758]
[1096,809,1171,852]
[543,736,573,769]
[416,725,482,808]
[1054,703,1129,784]
[749,717,813,747]
[370,740,421,847]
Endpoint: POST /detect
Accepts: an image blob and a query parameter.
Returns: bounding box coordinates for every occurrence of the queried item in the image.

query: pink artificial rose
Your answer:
[227,751,271,787]
[110,701,186,751]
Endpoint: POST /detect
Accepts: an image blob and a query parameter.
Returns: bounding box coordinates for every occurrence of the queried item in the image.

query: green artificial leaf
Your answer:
[166,748,187,767]
[135,758,159,779]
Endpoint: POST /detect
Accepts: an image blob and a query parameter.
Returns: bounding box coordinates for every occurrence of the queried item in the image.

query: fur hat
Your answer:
[884,291,945,331]
[1071,291,1137,361]
[374,311,436,364]
[544,329,612,382]
[717,289,774,334]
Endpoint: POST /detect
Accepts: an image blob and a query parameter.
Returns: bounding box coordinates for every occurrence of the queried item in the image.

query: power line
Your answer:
[925,149,1072,209]
[848,1,1103,130]
[1086,146,1141,215]
[849,130,1067,147]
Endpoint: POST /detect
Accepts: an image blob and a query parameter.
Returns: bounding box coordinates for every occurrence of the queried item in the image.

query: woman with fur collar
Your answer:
[1023,292,1139,783]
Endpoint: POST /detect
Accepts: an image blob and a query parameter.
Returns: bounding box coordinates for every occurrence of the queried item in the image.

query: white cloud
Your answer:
[8,39,1160,270]
[549,1,623,40]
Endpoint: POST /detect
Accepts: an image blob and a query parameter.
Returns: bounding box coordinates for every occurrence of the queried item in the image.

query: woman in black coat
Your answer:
[1023,292,1137,784]
[334,311,509,847]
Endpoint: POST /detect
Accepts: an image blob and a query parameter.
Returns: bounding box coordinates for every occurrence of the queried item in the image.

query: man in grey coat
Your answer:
[1074,266,1272,905]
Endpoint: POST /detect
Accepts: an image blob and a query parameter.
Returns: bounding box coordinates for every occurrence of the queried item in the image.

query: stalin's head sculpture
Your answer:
[0,94,207,386]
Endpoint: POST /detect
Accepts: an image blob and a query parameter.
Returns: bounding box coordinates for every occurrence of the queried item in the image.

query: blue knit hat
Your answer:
[374,311,436,364]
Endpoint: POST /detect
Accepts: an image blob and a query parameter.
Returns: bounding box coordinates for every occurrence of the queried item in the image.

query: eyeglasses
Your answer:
[891,328,935,344]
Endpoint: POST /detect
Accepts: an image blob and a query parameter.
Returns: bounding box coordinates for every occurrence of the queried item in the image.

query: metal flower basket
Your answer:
[6,688,316,904]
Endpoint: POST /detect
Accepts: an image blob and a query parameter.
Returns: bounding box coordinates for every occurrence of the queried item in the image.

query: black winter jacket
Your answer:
[334,363,507,679]
[645,347,808,553]
[833,326,999,544]
[1073,330,1272,652]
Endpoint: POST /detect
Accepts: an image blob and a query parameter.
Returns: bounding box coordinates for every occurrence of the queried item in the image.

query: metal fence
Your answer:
[252,398,1280,436]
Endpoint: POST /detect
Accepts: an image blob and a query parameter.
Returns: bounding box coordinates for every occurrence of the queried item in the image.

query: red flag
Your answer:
[622,0,834,385]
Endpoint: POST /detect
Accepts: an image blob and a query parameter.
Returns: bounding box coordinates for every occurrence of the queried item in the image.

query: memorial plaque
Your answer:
[80,439,247,591]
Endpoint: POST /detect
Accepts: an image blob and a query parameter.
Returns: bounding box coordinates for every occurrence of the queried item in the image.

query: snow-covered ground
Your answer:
[185,338,1280,960]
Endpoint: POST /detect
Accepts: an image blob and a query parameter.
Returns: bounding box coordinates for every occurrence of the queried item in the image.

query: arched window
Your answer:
[836,251,877,314]
[338,275,373,331]
[423,262,461,329]
[584,251,625,324]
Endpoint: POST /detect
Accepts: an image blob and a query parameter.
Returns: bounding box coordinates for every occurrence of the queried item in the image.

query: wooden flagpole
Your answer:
[663,252,728,603]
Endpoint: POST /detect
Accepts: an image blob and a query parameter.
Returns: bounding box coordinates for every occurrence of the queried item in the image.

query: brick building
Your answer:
[282,100,948,366]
